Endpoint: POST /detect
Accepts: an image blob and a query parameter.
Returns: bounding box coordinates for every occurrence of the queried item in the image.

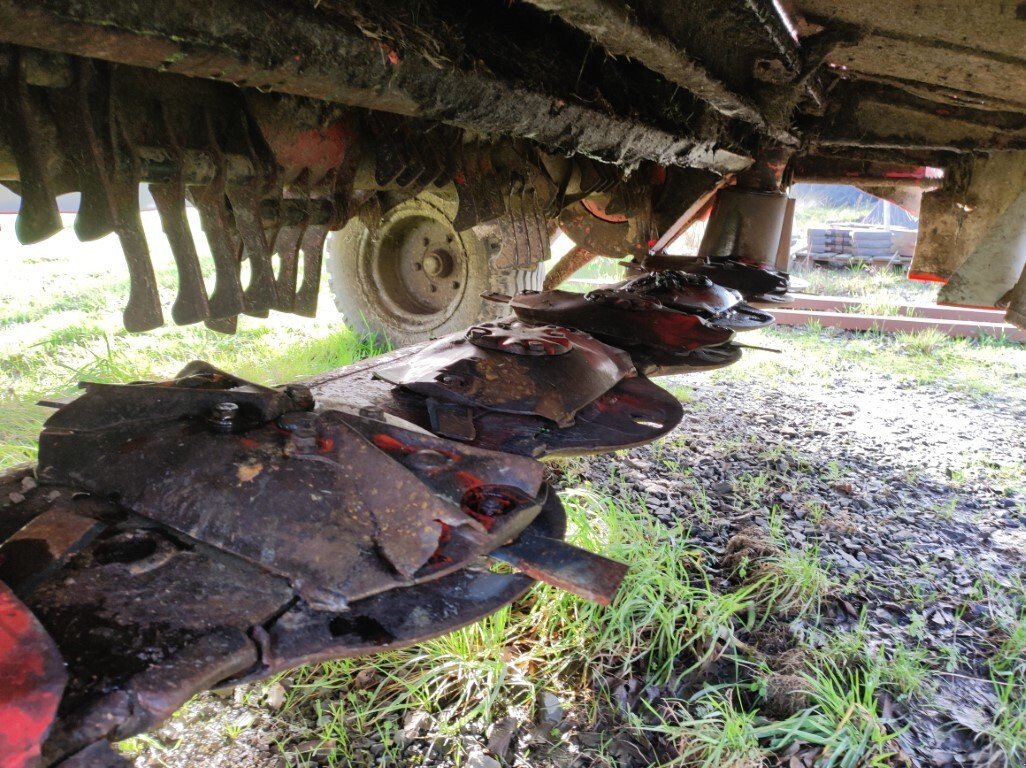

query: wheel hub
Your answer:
[422,248,455,278]
[373,204,470,321]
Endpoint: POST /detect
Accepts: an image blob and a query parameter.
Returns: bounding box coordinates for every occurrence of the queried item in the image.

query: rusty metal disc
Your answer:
[375,321,633,428]
[631,343,744,377]
[615,270,775,330]
[466,322,573,356]
[508,289,734,354]
[36,367,550,611]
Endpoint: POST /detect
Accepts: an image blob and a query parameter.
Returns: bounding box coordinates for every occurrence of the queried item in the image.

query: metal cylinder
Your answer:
[697,187,789,265]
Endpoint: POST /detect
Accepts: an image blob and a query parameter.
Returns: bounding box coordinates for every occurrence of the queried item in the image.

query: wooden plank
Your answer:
[770,308,1026,341]
[780,294,1009,322]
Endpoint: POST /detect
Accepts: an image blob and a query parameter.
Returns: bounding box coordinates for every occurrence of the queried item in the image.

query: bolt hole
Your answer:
[94,532,158,565]
[452,281,460,289]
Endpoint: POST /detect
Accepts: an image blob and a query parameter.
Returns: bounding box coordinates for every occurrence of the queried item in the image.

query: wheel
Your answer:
[327,189,545,348]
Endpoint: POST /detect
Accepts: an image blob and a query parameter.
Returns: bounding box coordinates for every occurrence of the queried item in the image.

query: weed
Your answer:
[784,661,902,768]
[640,694,769,768]
[878,642,934,698]
[755,545,837,619]
[896,328,948,355]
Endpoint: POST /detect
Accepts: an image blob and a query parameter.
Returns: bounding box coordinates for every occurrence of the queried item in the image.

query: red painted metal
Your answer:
[0,581,66,768]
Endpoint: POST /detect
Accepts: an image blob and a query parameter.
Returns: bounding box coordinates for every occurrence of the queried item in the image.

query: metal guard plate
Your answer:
[37,399,547,610]
[509,289,734,353]
[375,321,633,428]
[614,270,774,331]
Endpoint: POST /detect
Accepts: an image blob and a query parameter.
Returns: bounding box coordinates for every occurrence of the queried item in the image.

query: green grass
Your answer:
[791,263,938,306]
[263,489,862,766]
[710,320,1026,404]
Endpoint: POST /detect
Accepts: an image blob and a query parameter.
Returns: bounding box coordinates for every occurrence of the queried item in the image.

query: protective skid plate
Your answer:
[508,288,733,356]
[36,367,547,611]
[375,322,633,428]
[616,270,774,331]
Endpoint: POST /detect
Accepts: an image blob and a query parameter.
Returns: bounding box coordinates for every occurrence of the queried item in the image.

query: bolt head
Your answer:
[212,402,239,420]
[358,405,386,421]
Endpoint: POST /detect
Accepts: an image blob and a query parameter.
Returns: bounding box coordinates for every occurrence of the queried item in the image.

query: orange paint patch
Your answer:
[237,463,263,483]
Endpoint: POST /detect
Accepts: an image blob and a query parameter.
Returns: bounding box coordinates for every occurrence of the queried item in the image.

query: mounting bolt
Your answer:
[209,401,239,433]
[358,405,385,421]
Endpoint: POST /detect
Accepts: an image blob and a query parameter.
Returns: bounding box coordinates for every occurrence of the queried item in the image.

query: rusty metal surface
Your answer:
[632,255,791,302]
[0,380,630,761]
[15,501,288,762]
[42,360,308,433]
[632,343,744,378]
[0,580,66,768]
[0,508,105,598]
[251,488,569,677]
[307,342,683,457]
[0,471,598,762]
[693,259,791,302]
[376,322,633,429]
[37,366,548,610]
[491,527,627,606]
[614,271,775,331]
[508,289,734,355]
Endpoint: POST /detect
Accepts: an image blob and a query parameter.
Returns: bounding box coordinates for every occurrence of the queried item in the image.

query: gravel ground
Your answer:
[127,329,1026,768]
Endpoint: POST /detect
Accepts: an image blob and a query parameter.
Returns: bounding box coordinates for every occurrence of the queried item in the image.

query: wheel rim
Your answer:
[363,200,471,330]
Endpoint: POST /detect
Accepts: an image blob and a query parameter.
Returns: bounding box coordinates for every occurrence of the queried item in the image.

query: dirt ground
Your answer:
[123,323,1026,768]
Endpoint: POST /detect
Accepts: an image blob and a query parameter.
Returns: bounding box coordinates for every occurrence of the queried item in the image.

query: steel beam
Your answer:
[808,84,1026,153]
[0,0,751,172]
[519,0,770,129]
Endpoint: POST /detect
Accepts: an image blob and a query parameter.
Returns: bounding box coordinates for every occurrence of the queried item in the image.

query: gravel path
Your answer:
[129,332,1026,768]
